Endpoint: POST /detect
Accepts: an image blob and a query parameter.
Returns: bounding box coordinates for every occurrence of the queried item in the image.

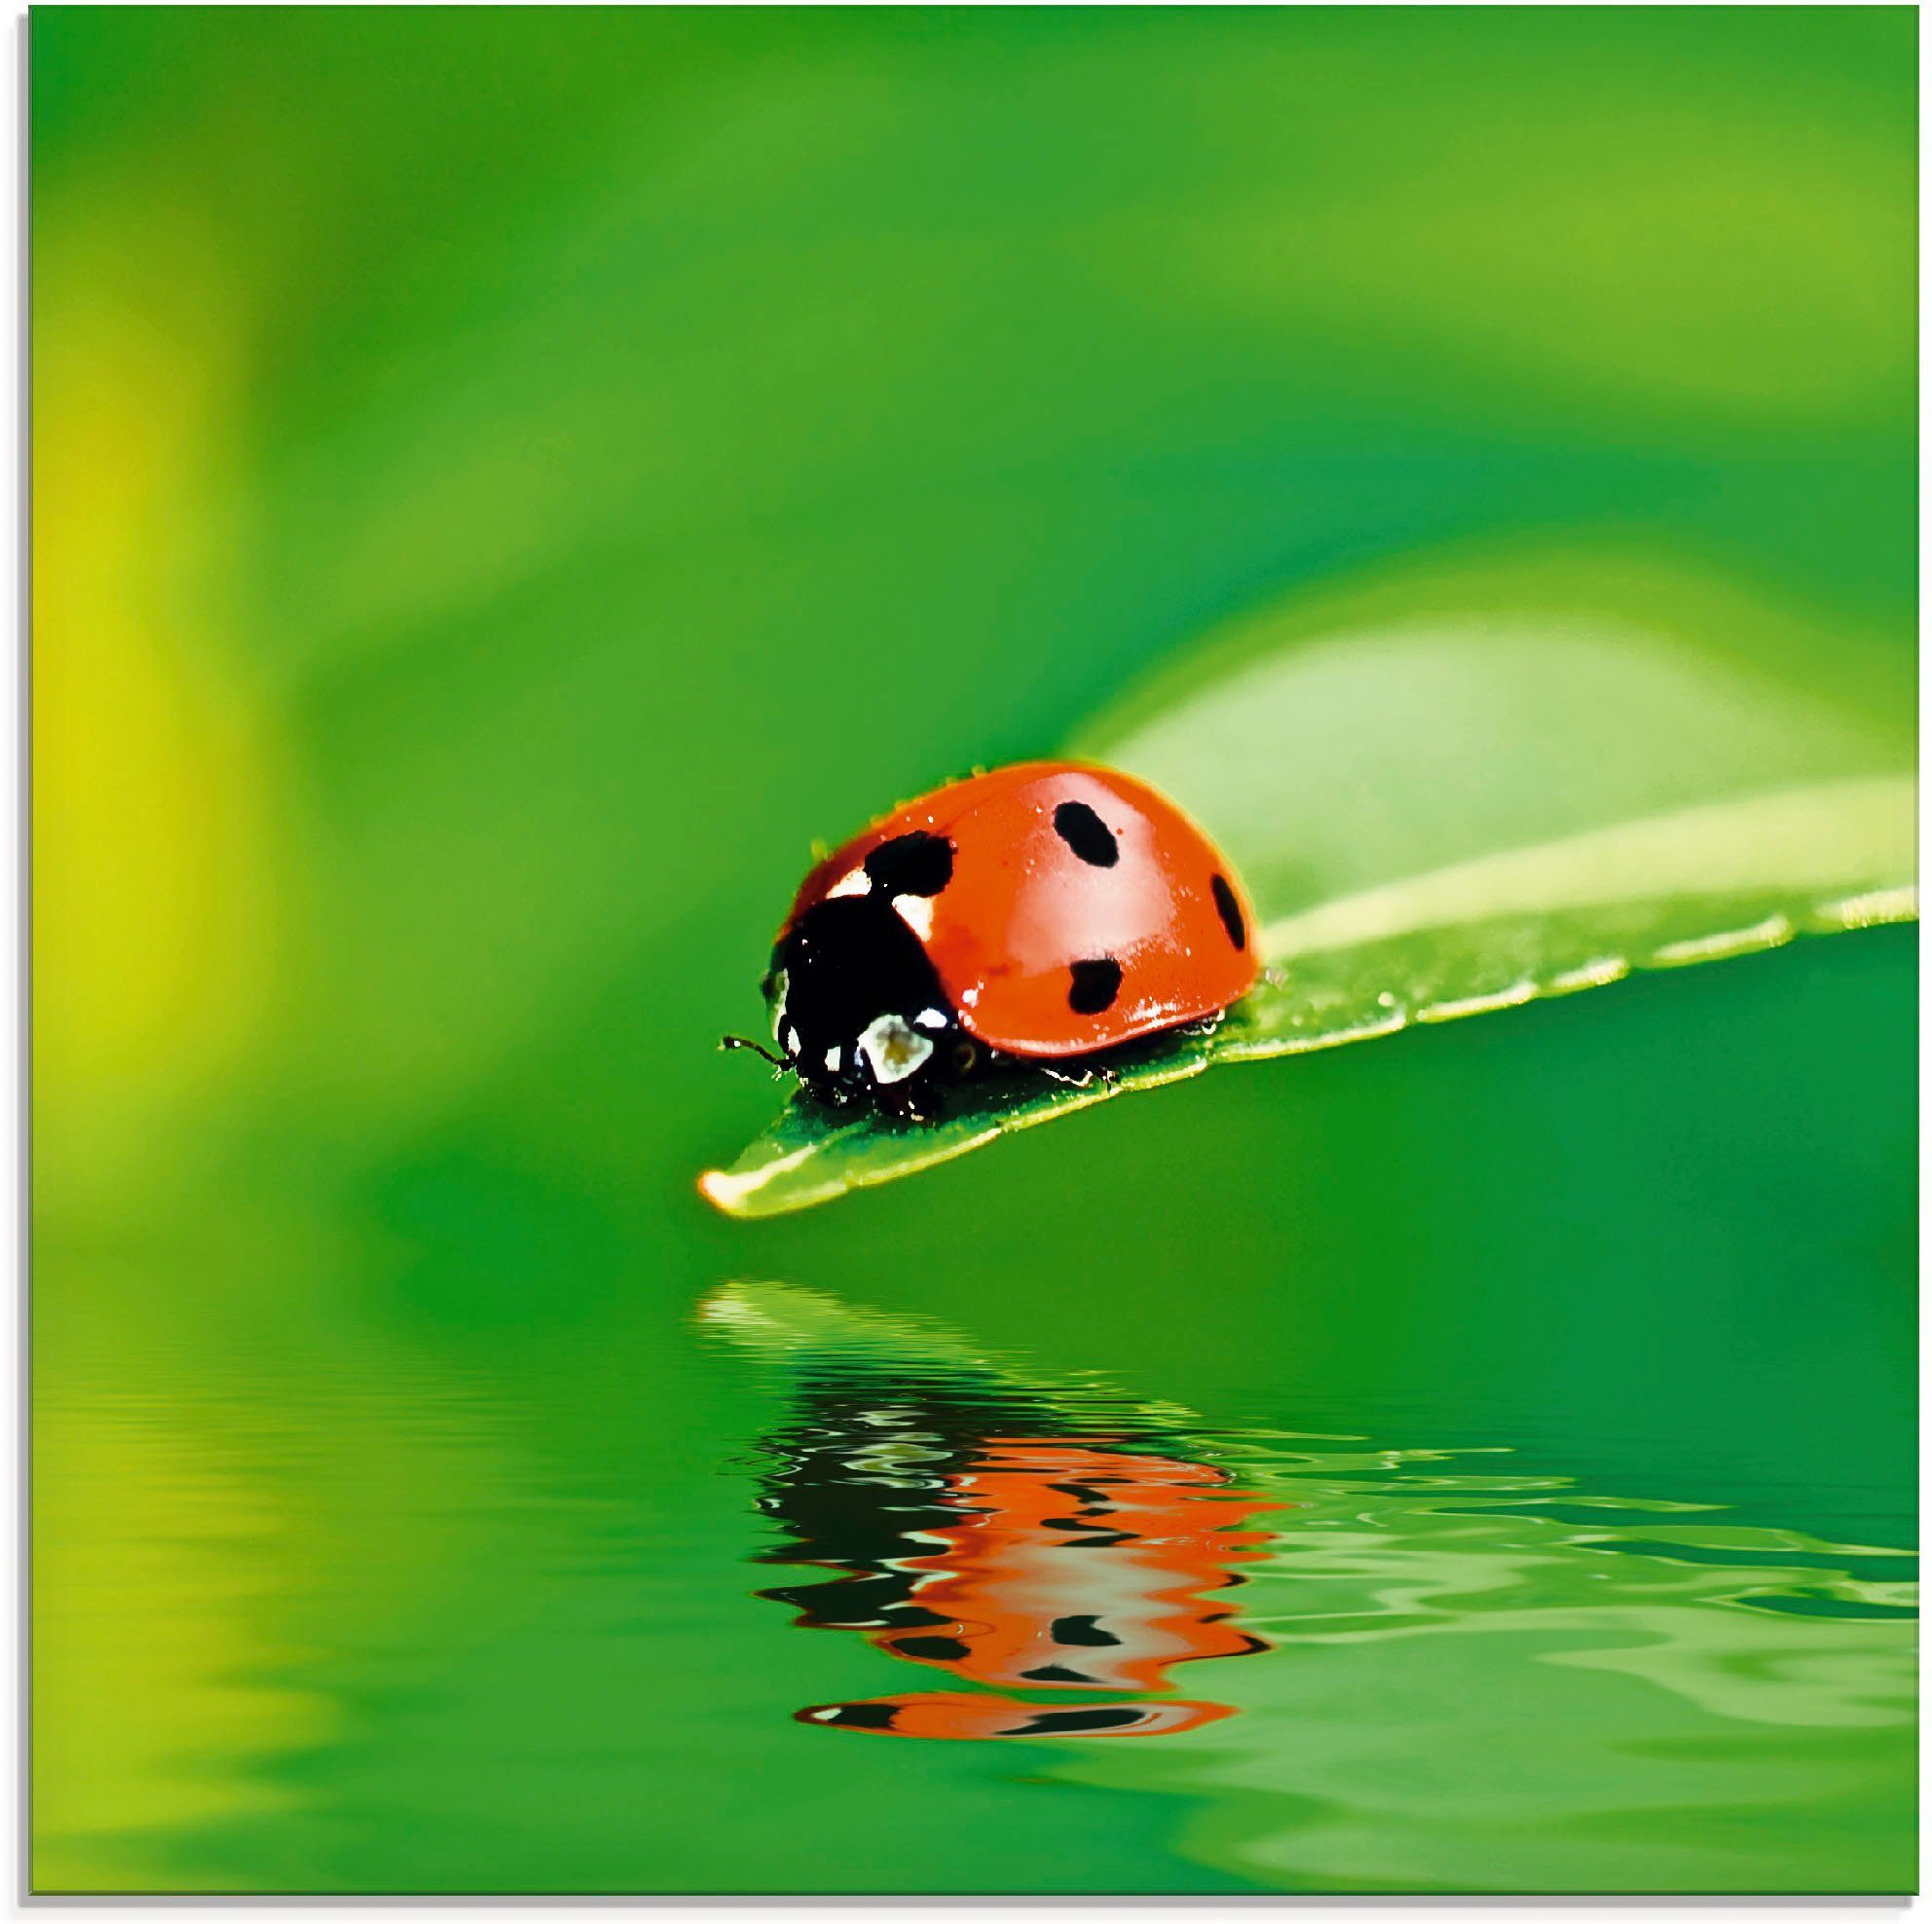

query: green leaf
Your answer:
[700,548,1914,1219]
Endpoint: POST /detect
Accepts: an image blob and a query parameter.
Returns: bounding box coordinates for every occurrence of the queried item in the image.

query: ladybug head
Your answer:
[763,894,979,1121]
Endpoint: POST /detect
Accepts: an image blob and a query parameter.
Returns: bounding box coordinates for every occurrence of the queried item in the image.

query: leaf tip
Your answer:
[697,1166,757,1216]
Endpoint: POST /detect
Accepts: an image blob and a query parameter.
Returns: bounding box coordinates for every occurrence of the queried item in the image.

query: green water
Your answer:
[37,930,1915,1893]
[33,7,1914,1895]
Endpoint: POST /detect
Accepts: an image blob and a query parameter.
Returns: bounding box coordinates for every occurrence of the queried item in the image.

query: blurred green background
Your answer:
[34,6,1914,1894]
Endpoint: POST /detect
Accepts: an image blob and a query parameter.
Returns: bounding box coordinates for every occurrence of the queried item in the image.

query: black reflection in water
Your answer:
[731,1332,1277,1740]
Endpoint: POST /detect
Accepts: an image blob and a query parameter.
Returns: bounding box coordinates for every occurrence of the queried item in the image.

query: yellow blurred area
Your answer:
[33,200,281,1177]
[33,1379,337,1891]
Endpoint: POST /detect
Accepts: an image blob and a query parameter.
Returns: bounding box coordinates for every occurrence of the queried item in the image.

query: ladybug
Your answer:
[725,760,1258,1121]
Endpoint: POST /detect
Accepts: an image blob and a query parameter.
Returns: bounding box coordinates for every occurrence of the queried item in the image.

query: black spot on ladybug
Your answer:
[1066,957,1122,1014]
[1052,799,1119,867]
[1020,1663,1096,1684]
[1210,873,1246,951]
[864,831,954,898]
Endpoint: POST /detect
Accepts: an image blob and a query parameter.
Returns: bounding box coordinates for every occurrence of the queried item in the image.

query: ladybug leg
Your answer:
[721,1033,788,1073]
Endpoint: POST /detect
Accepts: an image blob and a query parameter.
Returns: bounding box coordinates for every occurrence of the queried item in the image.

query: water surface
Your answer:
[36,935,1916,1897]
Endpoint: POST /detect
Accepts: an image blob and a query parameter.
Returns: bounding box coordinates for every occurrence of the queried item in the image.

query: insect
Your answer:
[724,760,1258,1121]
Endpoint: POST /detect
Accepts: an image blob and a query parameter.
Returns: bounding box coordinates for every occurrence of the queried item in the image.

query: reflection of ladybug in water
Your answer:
[876,1439,1271,1689]
[806,1690,1227,1742]
[727,762,1259,1121]
[778,1431,1278,1741]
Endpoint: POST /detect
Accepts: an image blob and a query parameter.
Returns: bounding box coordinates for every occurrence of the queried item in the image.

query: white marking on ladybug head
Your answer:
[823,1046,842,1073]
[782,1022,800,1058]
[825,869,870,900]
[913,1008,947,1031]
[857,1012,934,1086]
[769,968,790,1041]
[893,895,935,941]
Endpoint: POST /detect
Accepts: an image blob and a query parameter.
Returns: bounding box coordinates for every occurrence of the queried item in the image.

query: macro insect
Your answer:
[724,760,1258,1122]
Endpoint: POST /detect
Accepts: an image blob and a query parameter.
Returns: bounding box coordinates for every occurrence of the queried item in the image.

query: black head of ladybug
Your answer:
[762,892,980,1121]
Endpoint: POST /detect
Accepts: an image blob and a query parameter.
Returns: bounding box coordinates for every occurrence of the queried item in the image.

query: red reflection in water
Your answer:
[785,1434,1279,1740]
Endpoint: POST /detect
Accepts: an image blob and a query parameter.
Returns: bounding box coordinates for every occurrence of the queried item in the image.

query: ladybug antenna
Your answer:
[720,1033,787,1070]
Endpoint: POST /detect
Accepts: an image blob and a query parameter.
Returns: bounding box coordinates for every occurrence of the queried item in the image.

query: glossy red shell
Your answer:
[780,760,1259,1058]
